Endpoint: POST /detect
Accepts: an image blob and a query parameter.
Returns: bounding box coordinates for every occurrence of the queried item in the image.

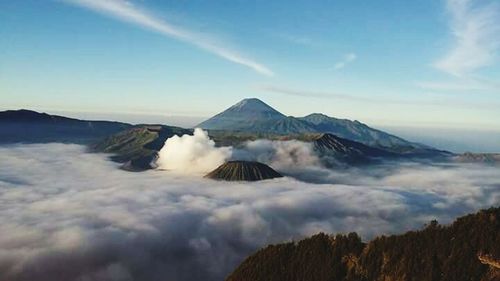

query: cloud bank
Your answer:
[64,0,274,76]
[157,128,232,175]
[0,143,498,281]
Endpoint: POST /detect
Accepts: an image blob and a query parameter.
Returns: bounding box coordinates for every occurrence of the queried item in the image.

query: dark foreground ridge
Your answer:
[227,206,500,281]
[0,109,131,143]
[205,161,283,181]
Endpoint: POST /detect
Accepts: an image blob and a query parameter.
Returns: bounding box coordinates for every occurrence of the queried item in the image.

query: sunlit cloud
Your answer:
[333,53,357,70]
[64,0,274,76]
[0,143,498,280]
[434,0,500,76]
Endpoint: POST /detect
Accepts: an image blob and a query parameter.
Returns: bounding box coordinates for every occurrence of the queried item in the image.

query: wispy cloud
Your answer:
[64,0,274,76]
[416,80,490,91]
[257,84,500,110]
[434,0,500,76]
[276,33,318,47]
[257,85,331,99]
[258,84,427,104]
[333,53,357,70]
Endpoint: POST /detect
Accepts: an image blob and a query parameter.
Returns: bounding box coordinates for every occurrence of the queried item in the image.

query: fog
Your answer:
[0,143,499,281]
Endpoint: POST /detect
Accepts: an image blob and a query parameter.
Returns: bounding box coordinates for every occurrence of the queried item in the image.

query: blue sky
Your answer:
[1,0,499,131]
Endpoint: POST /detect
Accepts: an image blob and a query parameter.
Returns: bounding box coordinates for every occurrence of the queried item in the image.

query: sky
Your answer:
[1,0,500,131]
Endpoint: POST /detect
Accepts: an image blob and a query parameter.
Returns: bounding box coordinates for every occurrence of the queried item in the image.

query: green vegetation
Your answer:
[227,207,500,281]
[92,125,191,170]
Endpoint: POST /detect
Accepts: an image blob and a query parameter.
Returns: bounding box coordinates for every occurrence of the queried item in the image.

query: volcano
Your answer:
[197,98,289,131]
[205,161,283,181]
[196,98,427,152]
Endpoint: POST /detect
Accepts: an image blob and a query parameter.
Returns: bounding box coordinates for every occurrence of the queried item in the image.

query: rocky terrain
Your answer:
[454,152,500,164]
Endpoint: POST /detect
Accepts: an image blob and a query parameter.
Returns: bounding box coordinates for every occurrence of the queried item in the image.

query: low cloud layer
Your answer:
[0,143,499,281]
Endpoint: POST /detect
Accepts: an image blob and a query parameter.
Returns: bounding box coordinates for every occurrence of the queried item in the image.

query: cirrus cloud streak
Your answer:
[64,0,274,76]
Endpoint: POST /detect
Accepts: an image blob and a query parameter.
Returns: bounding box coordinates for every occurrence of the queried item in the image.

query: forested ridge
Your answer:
[227,207,500,281]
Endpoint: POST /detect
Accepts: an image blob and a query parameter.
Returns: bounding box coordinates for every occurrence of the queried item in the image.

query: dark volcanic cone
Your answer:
[205,161,283,181]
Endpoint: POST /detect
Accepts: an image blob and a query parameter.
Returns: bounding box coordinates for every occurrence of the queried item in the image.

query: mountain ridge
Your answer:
[0,109,131,144]
[226,206,500,281]
[197,98,426,153]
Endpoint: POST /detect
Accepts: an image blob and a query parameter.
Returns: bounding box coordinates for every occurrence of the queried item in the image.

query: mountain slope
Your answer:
[227,206,500,281]
[205,161,283,181]
[0,109,131,144]
[198,98,286,131]
[92,125,192,171]
[454,153,500,164]
[197,99,428,153]
[312,133,397,164]
[300,113,417,150]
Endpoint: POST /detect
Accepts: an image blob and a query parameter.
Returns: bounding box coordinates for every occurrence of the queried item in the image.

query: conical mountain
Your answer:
[197,98,439,154]
[205,161,283,181]
[197,98,286,131]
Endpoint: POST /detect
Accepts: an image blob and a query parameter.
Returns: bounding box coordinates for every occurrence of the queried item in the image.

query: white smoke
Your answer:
[157,128,232,175]
[157,132,322,178]
[233,139,324,178]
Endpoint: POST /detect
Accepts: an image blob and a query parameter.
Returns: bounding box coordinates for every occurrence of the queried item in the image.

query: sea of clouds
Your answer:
[0,134,499,281]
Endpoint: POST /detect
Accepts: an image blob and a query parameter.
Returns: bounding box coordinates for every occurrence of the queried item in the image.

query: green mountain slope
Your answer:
[92,125,192,171]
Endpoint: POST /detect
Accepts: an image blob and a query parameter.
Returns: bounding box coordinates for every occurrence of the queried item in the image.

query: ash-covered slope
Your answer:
[312,133,397,164]
[227,206,500,281]
[205,161,283,181]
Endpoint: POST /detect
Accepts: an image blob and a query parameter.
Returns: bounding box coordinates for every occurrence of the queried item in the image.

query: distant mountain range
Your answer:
[0,109,131,143]
[0,104,456,172]
[227,206,500,281]
[197,98,424,153]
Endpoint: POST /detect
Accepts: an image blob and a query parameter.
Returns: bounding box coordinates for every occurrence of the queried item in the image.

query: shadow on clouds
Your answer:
[0,143,498,281]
